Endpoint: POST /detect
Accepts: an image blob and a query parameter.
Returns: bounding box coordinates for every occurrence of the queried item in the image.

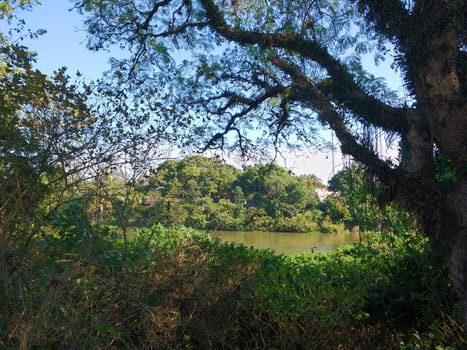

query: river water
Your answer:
[209,230,360,255]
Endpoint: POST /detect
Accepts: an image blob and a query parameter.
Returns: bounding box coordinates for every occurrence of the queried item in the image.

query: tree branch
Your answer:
[201,85,287,151]
[270,57,395,181]
[199,0,408,133]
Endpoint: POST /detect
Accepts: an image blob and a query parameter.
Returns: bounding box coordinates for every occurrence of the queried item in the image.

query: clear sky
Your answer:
[4,0,403,183]
[10,1,118,79]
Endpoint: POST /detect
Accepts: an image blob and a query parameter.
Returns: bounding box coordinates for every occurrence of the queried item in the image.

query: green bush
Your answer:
[273,210,321,232]
[319,215,347,233]
[1,226,462,349]
[240,231,460,347]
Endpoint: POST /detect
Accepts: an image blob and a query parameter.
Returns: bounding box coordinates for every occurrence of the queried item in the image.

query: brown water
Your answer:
[209,230,360,255]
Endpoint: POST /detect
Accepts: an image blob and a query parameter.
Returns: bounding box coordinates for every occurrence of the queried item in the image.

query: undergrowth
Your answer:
[0,225,464,349]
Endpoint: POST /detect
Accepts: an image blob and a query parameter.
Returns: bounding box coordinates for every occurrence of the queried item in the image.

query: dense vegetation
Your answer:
[77,155,415,235]
[75,0,467,329]
[1,225,463,349]
[1,1,465,348]
[2,143,463,347]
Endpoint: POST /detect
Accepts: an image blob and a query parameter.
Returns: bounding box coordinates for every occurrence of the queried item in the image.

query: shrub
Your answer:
[1,227,462,349]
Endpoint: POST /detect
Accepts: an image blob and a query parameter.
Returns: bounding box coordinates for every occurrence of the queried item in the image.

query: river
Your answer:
[209,230,360,255]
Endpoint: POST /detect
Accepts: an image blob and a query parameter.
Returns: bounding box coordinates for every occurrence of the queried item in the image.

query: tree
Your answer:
[236,163,317,217]
[151,156,239,200]
[0,9,100,276]
[328,166,378,230]
[327,165,416,232]
[75,0,466,327]
[145,156,241,226]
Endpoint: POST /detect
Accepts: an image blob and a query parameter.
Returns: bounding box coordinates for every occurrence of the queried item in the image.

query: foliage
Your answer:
[0,4,464,348]
[0,2,169,307]
[433,151,457,187]
[47,197,93,242]
[0,0,38,20]
[132,156,327,232]
[1,225,463,349]
[247,231,462,347]
[0,25,100,273]
[83,156,419,235]
[325,165,417,233]
[237,163,318,217]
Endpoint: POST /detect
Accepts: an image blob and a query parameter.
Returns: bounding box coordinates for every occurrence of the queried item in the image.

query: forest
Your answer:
[1,0,465,348]
[71,155,415,235]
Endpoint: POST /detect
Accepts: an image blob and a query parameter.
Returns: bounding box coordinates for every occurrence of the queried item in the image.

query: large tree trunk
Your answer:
[402,177,467,330]
[435,182,467,330]
[402,2,466,329]
[396,178,467,329]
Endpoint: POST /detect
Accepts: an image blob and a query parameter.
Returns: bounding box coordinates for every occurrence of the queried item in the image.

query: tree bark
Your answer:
[392,176,466,330]
[437,182,467,330]
[398,1,466,329]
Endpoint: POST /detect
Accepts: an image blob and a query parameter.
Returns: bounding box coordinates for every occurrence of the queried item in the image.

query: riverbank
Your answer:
[1,225,463,348]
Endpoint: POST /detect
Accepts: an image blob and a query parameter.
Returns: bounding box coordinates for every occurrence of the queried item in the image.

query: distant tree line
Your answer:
[52,156,416,234]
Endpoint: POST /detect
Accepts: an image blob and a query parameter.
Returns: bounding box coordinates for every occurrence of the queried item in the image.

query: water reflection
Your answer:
[209,231,360,255]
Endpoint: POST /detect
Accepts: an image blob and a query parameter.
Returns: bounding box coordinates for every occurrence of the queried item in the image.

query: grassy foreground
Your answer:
[0,225,464,349]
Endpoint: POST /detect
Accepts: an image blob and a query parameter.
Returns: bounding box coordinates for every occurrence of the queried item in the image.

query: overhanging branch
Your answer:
[271,57,395,181]
[201,84,287,151]
[199,0,408,133]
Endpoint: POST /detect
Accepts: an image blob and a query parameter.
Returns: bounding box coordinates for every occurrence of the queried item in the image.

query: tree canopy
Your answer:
[0,16,99,264]
[72,0,465,206]
[137,156,324,231]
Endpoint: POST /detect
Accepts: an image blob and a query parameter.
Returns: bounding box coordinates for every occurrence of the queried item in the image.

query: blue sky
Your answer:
[11,0,117,79]
[4,0,402,182]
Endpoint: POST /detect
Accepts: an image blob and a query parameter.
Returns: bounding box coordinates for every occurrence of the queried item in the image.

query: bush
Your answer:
[319,215,347,233]
[1,227,463,349]
[273,210,321,233]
